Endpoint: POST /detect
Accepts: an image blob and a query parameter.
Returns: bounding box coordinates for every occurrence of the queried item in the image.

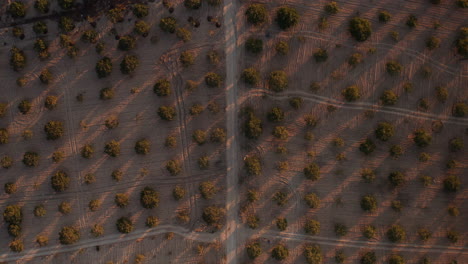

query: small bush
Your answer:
[58,202,72,215]
[359,138,376,155]
[192,130,207,145]
[179,51,195,67]
[205,72,223,88]
[133,4,149,18]
[36,235,48,246]
[349,17,372,41]
[165,135,177,148]
[33,21,48,35]
[304,193,320,208]
[304,163,320,180]
[96,57,113,78]
[81,144,94,159]
[276,217,287,231]
[166,159,182,176]
[44,121,64,140]
[313,48,328,62]
[245,38,263,54]
[59,226,80,245]
[154,79,171,96]
[107,7,125,23]
[172,186,186,200]
[452,102,468,117]
[363,225,377,239]
[160,17,177,33]
[135,139,151,155]
[246,242,262,259]
[0,128,9,144]
[406,15,418,28]
[272,126,289,140]
[457,0,468,7]
[245,156,261,176]
[1,156,13,169]
[158,106,176,121]
[202,206,224,226]
[324,1,339,14]
[335,223,348,236]
[272,191,288,206]
[375,122,394,141]
[426,36,441,50]
[120,55,139,74]
[134,20,150,36]
[387,224,406,242]
[448,138,463,152]
[361,195,377,212]
[268,71,288,92]
[91,224,104,237]
[304,219,320,235]
[23,151,39,167]
[5,183,17,194]
[413,129,432,147]
[267,107,284,122]
[118,35,136,51]
[361,251,376,264]
[59,16,75,32]
[435,86,448,102]
[386,61,403,76]
[447,230,459,243]
[44,96,58,110]
[418,228,432,242]
[39,68,53,84]
[244,114,263,139]
[389,145,404,159]
[378,10,391,22]
[380,90,398,105]
[198,156,209,169]
[9,240,24,252]
[276,41,289,55]
[276,7,299,30]
[146,216,160,228]
[81,30,98,43]
[104,140,121,157]
[245,4,268,25]
[304,245,322,264]
[116,217,134,233]
[8,1,26,18]
[88,199,101,211]
[389,255,405,264]
[210,128,226,143]
[246,214,259,229]
[3,205,23,225]
[348,53,363,67]
[207,50,220,65]
[184,0,201,9]
[58,0,74,10]
[140,187,159,209]
[448,206,460,216]
[51,170,70,192]
[272,244,289,260]
[112,169,123,182]
[443,175,460,192]
[115,193,129,208]
[342,85,361,101]
[241,67,260,85]
[176,27,192,42]
[10,47,26,71]
[105,116,119,129]
[388,171,405,187]
[83,173,95,185]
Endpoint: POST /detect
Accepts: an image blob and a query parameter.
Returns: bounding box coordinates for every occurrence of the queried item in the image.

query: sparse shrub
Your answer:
[95,57,113,78]
[207,50,220,65]
[426,36,441,50]
[342,85,361,101]
[334,223,348,236]
[390,31,399,42]
[88,199,101,211]
[0,128,9,144]
[134,20,150,36]
[388,171,405,187]
[276,41,289,55]
[5,183,17,194]
[378,10,391,22]
[348,53,363,67]
[276,217,287,231]
[54,204,72,223]
[83,173,95,184]
[247,189,259,203]
[304,245,322,264]
[192,129,207,145]
[245,38,263,54]
[146,216,160,228]
[116,217,134,233]
[335,250,345,264]
[244,114,263,139]
[160,17,177,33]
[448,206,460,216]
[166,159,181,176]
[173,186,186,200]
[375,122,394,141]
[140,187,159,209]
[44,96,58,110]
[241,67,260,85]
[363,225,377,239]
[115,193,129,208]
[40,68,53,83]
[9,240,24,252]
[107,7,125,23]
[435,86,448,102]
[245,156,261,176]
[95,41,105,54]
[268,71,288,92]
[389,255,405,264]
[58,0,74,10]
[133,4,149,18]
[304,193,320,208]
[33,21,48,35]
[23,151,39,167]
[386,61,403,76]
[318,16,328,30]
[267,107,284,122]
[135,139,151,155]
[1,156,13,169]
[246,242,262,259]
[419,98,429,111]
[205,72,223,87]
[180,51,195,67]
[202,206,224,226]
[51,170,70,192]
[359,138,376,155]
[158,106,176,121]
[198,156,209,169]
[349,17,372,41]
[104,140,121,157]
[448,138,463,152]
[304,114,319,127]
[10,47,26,71]
[245,4,268,25]
[413,129,432,147]
[324,1,339,14]
[420,175,433,186]
[389,145,403,159]
[387,224,406,242]
[289,97,303,109]
[8,1,26,18]
[361,251,376,264]
[59,226,80,245]
[304,219,320,235]
[276,7,299,30]
[118,35,136,51]
[210,128,226,143]
[91,224,104,237]
[112,169,123,181]
[447,230,459,243]
[304,163,320,180]
[81,30,98,43]
[272,244,289,260]
[81,144,94,159]
[176,27,192,42]
[418,228,432,242]
[313,48,328,62]
[44,121,64,140]
[272,191,288,206]
[452,102,468,117]
[403,82,413,93]
[59,16,75,32]
[12,27,24,38]
[361,195,377,212]
[380,90,398,105]
[391,201,403,212]
[272,126,288,140]
[154,79,171,96]
[246,214,259,229]
[457,0,468,7]
[406,15,418,28]
[36,235,48,246]
[443,175,460,192]
[120,55,139,74]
